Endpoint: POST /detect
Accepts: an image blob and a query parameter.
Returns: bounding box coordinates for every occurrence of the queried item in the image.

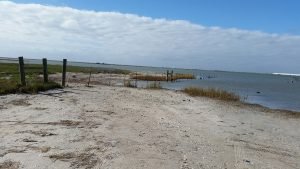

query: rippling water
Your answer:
[69,61,299,112]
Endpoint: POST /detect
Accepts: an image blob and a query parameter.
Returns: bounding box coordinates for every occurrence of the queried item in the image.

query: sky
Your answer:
[1,0,300,73]
[10,0,300,35]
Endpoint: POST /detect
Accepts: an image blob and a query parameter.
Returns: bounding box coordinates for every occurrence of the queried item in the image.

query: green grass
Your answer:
[183,87,240,101]
[0,63,130,76]
[0,62,130,95]
[0,80,62,95]
[18,81,62,94]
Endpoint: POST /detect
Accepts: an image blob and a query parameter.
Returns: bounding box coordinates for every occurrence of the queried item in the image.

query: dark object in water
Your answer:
[256,91,261,94]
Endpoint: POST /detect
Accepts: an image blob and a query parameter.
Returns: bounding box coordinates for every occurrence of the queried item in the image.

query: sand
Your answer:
[0,83,299,169]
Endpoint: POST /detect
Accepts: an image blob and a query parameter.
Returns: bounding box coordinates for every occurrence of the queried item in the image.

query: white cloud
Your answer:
[0,1,299,73]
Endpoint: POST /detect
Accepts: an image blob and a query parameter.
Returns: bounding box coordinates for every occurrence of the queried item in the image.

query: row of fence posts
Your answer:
[18,56,67,87]
[166,70,174,82]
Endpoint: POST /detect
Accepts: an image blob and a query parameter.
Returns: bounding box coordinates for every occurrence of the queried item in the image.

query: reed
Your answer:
[131,75,166,81]
[183,87,240,101]
[173,73,195,80]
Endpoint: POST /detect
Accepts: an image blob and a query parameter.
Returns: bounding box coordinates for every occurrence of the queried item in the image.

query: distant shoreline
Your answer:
[1,57,299,76]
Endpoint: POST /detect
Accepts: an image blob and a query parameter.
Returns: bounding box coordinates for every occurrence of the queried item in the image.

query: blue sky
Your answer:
[1,1,300,73]
[10,0,300,35]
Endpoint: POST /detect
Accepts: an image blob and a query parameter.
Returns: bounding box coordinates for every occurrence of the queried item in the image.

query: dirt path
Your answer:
[0,85,299,169]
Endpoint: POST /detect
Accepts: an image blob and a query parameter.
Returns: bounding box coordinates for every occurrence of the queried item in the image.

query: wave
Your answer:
[272,73,300,77]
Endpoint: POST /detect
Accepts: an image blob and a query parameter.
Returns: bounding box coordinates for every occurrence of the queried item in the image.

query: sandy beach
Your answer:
[0,81,299,169]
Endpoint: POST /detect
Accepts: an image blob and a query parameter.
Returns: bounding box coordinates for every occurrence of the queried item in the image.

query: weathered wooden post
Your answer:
[62,59,67,87]
[171,70,174,82]
[42,58,48,83]
[166,70,169,82]
[18,56,26,86]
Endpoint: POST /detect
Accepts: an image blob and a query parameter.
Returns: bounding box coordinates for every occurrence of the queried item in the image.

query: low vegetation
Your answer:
[0,63,130,75]
[131,73,195,81]
[173,73,195,80]
[183,87,240,101]
[0,62,130,95]
[0,80,61,95]
[131,75,166,81]
[18,82,62,94]
[146,82,162,89]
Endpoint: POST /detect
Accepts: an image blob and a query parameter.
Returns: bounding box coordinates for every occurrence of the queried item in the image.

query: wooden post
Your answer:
[18,56,26,86]
[42,58,48,83]
[171,70,174,82]
[62,59,67,87]
[166,70,169,82]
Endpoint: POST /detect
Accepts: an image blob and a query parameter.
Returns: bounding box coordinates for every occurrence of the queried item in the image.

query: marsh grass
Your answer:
[19,81,62,94]
[131,75,166,81]
[0,63,130,75]
[183,87,240,101]
[0,79,62,95]
[173,73,195,80]
[0,63,63,95]
[0,62,130,94]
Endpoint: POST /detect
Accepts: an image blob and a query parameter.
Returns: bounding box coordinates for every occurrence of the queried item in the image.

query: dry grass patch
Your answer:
[131,75,166,81]
[183,87,240,101]
[173,73,195,80]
